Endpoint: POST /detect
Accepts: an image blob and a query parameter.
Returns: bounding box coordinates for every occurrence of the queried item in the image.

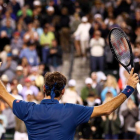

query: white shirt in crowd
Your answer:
[61,88,83,105]
[90,37,105,57]
[74,23,91,41]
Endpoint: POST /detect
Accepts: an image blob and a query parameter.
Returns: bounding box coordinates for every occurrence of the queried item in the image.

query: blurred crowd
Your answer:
[0,0,140,140]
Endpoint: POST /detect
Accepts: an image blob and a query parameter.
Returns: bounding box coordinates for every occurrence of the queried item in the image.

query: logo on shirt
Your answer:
[16,100,20,103]
[127,89,131,92]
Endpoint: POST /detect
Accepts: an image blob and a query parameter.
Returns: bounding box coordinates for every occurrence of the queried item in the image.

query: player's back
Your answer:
[13,99,93,140]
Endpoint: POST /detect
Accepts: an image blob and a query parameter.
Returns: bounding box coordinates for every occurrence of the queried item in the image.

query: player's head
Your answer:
[44,72,67,100]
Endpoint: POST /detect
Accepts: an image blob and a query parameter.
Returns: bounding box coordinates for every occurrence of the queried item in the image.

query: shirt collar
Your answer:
[40,99,59,104]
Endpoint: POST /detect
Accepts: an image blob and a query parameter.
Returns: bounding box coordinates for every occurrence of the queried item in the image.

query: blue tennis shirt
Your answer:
[13,99,93,140]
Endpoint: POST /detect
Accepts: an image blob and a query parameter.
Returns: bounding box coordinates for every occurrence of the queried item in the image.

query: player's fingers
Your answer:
[130,68,134,77]
[132,73,138,78]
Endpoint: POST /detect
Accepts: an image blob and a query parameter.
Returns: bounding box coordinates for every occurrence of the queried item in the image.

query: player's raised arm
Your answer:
[0,62,15,108]
[91,68,139,118]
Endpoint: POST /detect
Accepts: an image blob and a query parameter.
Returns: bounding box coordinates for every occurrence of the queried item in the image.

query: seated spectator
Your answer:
[0,105,7,139]
[1,10,16,30]
[2,103,15,140]
[91,72,105,96]
[48,39,63,72]
[25,90,37,103]
[29,66,44,90]
[20,42,38,66]
[81,77,97,101]
[0,45,11,63]
[11,88,23,100]
[0,31,10,52]
[1,74,11,93]
[40,24,55,64]
[122,96,138,139]
[0,53,17,82]
[11,31,23,51]
[21,78,39,100]
[61,79,83,104]
[9,0,20,15]
[36,92,44,104]
[0,19,14,38]
[101,111,121,140]
[17,5,32,17]
[14,66,24,84]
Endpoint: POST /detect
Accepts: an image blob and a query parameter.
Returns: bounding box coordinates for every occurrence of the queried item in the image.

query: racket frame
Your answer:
[108,27,134,73]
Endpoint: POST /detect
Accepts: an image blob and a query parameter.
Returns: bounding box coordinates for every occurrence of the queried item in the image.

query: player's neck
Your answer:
[45,96,60,101]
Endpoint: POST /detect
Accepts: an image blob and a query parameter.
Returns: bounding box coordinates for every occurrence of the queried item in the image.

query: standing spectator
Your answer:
[0,53,17,82]
[61,79,83,104]
[90,30,105,72]
[81,77,97,101]
[59,7,70,52]
[122,97,139,139]
[74,16,91,59]
[2,103,15,140]
[48,39,63,72]
[40,24,55,64]
[20,42,38,66]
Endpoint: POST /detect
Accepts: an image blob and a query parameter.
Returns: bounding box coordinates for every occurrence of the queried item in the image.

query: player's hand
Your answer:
[127,68,139,88]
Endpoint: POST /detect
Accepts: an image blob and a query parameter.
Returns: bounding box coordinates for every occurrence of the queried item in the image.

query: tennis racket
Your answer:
[108,27,140,93]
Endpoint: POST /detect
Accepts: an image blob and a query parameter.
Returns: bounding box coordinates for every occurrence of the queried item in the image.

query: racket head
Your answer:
[108,27,134,73]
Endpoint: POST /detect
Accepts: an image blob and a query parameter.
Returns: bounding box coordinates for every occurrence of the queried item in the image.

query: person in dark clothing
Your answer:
[9,0,20,15]
[48,39,62,72]
[0,31,10,52]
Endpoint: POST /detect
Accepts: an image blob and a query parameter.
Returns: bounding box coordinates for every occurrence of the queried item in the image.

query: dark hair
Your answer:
[44,72,67,97]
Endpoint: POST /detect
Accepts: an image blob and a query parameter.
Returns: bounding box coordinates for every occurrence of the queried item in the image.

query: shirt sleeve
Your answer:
[13,99,35,121]
[73,104,93,126]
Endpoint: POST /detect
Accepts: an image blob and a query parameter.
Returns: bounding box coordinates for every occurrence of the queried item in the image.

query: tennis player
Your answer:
[0,62,139,140]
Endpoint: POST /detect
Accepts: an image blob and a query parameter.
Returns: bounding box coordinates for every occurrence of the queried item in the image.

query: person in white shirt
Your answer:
[61,79,83,104]
[90,30,105,71]
[74,16,91,58]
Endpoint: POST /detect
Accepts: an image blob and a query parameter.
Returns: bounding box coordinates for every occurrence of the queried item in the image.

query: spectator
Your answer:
[48,39,63,72]
[0,104,7,139]
[0,53,17,82]
[36,92,44,104]
[29,66,44,90]
[11,88,23,100]
[20,42,38,66]
[90,30,105,72]
[2,103,15,140]
[11,31,23,51]
[122,97,139,139]
[81,77,97,101]
[1,10,16,30]
[25,90,37,103]
[40,24,55,64]
[21,78,39,100]
[1,74,11,92]
[9,0,20,15]
[135,121,140,140]
[0,31,10,52]
[14,66,24,84]
[74,16,91,59]
[61,79,83,104]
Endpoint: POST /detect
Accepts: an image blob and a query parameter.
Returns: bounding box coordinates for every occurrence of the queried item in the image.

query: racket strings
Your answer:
[110,29,131,66]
